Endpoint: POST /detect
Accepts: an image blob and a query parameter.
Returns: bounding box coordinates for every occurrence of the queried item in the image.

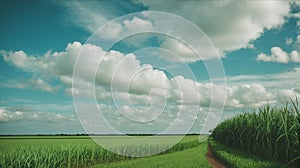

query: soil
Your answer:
[206,144,226,168]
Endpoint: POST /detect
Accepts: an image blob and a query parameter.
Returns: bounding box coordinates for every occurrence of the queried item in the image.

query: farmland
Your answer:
[97,144,210,168]
[1,101,299,168]
[211,100,300,167]
[0,135,208,168]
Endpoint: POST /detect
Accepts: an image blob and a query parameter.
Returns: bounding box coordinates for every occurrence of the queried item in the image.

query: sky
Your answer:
[0,1,300,135]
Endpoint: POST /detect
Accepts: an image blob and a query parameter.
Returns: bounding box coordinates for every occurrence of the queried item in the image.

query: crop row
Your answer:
[212,99,300,167]
[0,136,200,168]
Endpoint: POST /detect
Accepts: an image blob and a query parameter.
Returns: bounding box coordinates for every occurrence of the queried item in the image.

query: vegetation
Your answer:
[4,99,299,168]
[0,135,203,168]
[212,99,300,167]
[0,137,121,168]
[209,137,283,168]
[96,143,210,168]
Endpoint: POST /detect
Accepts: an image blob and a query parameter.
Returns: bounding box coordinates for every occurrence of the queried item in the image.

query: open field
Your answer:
[1,102,299,168]
[96,143,210,168]
[0,135,207,168]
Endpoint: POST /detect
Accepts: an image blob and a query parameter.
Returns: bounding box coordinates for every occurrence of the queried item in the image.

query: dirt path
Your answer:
[206,144,226,168]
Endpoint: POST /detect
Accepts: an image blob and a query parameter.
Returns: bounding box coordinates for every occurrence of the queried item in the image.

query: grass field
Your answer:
[0,135,208,168]
[2,102,298,168]
[97,143,210,168]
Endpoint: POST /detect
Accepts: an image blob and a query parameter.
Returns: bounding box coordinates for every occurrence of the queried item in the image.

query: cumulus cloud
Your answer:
[2,50,28,68]
[1,49,55,78]
[58,1,291,62]
[170,76,200,105]
[196,82,275,109]
[94,16,154,43]
[60,1,154,46]
[2,41,299,110]
[2,41,300,134]
[226,67,300,105]
[93,16,155,48]
[52,42,171,98]
[257,35,300,63]
[1,42,199,107]
[290,50,300,62]
[281,89,300,99]
[138,0,290,55]
[95,50,171,95]
[229,83,274,108]
[291,13,300,19]
[256,47,290,63]
[124,16,154,33]
[159,37,199,62]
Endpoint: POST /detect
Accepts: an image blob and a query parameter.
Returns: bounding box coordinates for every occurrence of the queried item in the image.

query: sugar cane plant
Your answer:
[212,98,300,167]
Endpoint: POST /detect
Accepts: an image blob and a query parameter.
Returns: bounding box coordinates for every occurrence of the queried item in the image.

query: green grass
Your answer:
[209,137,283,168]
[212,99,300,167]
[0,135,204,168]
[94,142,210,168]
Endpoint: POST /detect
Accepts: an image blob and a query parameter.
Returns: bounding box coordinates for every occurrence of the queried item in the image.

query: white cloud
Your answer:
[1,50,50,73]
[24,79,59,93]
[60,1,109,33]
[256,47,289,63]
[291,13,300,19]
[196,82,275,109]
[170,76,200,105]
[60,1,154,42]
[1,42,172,97]
[2,50,28,68]
[290,2,300,28]
[281,89,300,99]
[58,1,291,62]
[139,1,290,55]
[0,108,76,123]
[96,22,122,40]
[257,34,300,63]
[290,50,300,62]
[93,16,155,47]
[285,38,293,45]
[159,38,199,62]
[52,42,171,98]
[122,17,155,47]
[1,78,59,93]
[1,50,54,76]
[291,0,300,7]
[3,41,298,110]
[124,16,154,33]
[226,67,300,105]
[3,41,300,134]
[230,83,274,108]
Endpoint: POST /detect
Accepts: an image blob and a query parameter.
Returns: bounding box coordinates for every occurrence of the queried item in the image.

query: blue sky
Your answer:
[0,1,300,134]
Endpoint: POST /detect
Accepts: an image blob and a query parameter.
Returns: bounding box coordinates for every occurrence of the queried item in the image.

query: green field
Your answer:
[97,143,210,168]
[2,102,298,168]
[0,135,209,168]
